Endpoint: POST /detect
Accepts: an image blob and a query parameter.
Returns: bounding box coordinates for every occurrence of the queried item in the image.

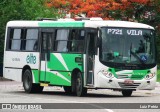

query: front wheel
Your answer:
[23,69,43,93]
[76,72,87,96]
[122,90,133,97]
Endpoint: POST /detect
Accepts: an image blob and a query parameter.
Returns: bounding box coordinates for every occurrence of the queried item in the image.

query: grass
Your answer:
[157,69,160,82]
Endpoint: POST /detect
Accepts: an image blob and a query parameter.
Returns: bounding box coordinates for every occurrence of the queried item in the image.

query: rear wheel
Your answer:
[76,72,87,96]
[23,69,43,93]
[122,90,133,97]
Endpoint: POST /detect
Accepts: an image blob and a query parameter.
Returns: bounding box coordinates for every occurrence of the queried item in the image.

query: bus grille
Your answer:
[117,74,129,79]
[118,82,141,89]
[117,74,144,80]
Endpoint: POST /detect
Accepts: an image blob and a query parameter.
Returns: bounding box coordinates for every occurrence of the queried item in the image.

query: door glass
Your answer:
[41,33,52,60]
[41,33,47,61]
[86,32,96,84]
[88,33,95,70]
[42,33,47,51]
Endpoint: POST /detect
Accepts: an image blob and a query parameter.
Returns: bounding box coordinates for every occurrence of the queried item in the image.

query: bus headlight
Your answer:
[101,70,114,78]
[145,73,155,80]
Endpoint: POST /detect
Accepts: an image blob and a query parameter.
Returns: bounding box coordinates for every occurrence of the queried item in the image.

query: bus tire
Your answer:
[122,90,133,97]
[76,72,87,97]
[63,86,72,94]
[23,69,43,93]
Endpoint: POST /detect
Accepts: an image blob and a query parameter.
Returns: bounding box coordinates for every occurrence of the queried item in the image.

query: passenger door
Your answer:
[85,30,97,86]
[39,30,53,83]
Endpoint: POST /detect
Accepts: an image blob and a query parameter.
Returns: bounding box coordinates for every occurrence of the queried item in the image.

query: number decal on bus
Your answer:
[107,29,123,35]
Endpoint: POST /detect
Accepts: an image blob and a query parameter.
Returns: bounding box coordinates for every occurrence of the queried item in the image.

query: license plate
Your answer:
[124,80,134,85]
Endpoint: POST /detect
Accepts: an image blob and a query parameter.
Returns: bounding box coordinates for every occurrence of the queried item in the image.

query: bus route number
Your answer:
[107,29,122,35]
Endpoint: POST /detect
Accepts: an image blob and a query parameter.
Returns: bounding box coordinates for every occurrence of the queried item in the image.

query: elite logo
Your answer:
[26,53,36,64]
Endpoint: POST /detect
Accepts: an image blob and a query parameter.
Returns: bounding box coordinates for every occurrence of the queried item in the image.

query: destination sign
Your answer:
[107,29,143,36]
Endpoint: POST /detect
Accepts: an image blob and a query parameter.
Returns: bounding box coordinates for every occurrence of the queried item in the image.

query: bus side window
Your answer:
[55,29,69,52]
[8,28,23,51]
[70,30,77,52]
[25,29,38,51]
[78,30,85,52]
[69,29,85,53]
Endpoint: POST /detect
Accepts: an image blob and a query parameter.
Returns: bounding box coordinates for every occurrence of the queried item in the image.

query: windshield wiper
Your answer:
[130,50,145,64]
[130,43,145,64]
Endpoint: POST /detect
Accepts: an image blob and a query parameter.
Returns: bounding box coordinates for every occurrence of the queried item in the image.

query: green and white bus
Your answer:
[3,18,157,96]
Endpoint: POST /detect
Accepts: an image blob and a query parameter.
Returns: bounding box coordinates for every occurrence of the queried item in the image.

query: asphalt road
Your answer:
[0,81,160,112]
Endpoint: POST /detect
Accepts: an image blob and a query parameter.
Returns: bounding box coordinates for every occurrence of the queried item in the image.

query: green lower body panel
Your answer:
[32,70,71,86]
[32,70,39,83]
[45,71,71,86]
[32,53,84,86]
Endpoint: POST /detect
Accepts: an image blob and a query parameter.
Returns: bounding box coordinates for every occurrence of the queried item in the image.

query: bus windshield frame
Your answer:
[99,27,156,70]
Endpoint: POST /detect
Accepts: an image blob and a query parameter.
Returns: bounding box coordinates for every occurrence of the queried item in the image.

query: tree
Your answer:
[46,0,123,19]
[46,0,151,20]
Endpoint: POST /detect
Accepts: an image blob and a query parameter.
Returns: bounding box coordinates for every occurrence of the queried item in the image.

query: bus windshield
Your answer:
[100,27,156,69]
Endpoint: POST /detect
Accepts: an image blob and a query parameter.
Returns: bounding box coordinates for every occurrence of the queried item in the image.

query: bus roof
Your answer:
[7,20,154,29]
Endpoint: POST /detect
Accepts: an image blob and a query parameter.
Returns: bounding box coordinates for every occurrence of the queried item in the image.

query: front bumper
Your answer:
[97,74,156,90]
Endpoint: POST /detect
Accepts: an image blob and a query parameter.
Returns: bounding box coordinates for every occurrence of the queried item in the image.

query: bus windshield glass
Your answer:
[100,27,156,68]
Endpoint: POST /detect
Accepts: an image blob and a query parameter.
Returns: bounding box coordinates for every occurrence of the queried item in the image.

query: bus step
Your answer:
[40,83,49,87]
[86,84,94,87]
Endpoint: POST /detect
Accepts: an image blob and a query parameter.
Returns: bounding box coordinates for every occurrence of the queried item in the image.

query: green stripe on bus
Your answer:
[32,70,39,83]
[38,22,85,27]
[61,53,83,71]
[47,53,83,71]
[47,54,66,71]
[110,68,149,80]
[47,71,71,86]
